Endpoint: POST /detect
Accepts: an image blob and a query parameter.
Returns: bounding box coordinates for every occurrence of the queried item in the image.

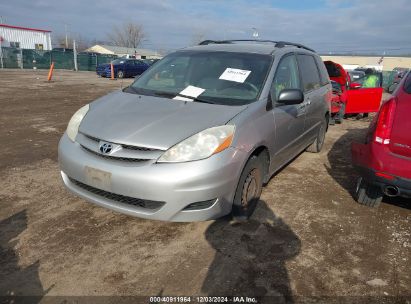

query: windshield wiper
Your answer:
[154,91,215,104]
[123,86,140,94]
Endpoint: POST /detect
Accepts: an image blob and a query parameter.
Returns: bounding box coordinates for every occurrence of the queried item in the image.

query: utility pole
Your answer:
[0,40,3,69]
[0,31,3,68]
[73,40,78,71]
[65,23,68,48]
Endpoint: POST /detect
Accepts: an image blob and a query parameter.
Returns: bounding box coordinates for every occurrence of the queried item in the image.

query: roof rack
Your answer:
[275,41,316,53]
[198,39,315,53]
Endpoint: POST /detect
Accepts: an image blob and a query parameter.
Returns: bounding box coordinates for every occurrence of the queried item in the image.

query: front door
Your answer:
[346,73,383,113]
[270,53,306,171]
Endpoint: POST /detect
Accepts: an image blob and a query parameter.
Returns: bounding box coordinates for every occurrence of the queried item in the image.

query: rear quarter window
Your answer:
[297,54,322,92]
[404,72,411,94]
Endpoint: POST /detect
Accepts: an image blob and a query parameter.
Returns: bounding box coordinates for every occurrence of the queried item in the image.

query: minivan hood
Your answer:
[79,90,247,150]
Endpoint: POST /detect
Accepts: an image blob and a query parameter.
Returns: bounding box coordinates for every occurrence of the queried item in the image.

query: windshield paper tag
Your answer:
[173,85,205,101]
[219,68,251,83]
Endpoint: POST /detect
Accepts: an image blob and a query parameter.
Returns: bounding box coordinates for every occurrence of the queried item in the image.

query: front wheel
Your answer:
[307,117,327,153]
[232,156,263,221]
[117,70,124,78]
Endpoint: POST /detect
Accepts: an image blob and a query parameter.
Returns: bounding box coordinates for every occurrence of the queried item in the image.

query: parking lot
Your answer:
[0,70,410,302]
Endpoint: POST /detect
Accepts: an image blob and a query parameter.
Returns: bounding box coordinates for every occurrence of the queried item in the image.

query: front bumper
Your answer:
[96,69,110,77]
[58,134,247,221]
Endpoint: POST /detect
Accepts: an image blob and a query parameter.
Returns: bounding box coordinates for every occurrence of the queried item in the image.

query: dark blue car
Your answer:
[96,59,150,78]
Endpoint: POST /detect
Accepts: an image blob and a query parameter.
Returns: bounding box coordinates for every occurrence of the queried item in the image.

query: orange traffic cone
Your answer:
[110,63,115,80]
[47,62,55,81]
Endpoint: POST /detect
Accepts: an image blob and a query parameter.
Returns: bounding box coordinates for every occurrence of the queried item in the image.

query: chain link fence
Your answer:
[0,46,401,91]
[0,47,117,71]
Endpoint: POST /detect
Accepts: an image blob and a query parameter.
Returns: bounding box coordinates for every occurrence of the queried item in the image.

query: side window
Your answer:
[297,54,321,92]
[315,56,330,85]
[271,54,300,102]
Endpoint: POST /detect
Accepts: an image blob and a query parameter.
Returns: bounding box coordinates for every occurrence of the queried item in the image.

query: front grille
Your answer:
[82,133,159,152]
[69,178,165,210]
[81,146,148,163]
[83,134,99,142]
[121,144,157,152]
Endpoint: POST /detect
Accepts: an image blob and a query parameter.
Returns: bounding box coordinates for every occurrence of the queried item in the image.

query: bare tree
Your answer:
[107,22,146,48]
[53,33,91,51]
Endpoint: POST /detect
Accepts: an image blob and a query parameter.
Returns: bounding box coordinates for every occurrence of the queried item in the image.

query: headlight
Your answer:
[157,125,235,163]
[66,104,89,142]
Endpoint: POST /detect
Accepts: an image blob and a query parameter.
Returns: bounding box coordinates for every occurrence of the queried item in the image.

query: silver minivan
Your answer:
[59,40,331,222]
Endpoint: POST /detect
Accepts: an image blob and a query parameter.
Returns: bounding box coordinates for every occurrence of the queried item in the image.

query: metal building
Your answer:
[0,23,52,50]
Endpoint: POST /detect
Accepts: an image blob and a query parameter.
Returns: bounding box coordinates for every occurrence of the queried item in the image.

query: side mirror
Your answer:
[277,89,304,105]
[350,82,361,89]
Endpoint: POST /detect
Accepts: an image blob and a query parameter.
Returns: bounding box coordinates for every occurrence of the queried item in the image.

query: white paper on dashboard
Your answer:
[219,68,251,83]
[172,85,205,101]
[173,96,194,101]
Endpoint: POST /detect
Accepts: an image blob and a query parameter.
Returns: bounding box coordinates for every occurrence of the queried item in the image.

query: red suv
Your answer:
[351,71,411,207]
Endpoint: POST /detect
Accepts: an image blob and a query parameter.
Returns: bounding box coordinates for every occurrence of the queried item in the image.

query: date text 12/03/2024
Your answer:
[149,296,258,303]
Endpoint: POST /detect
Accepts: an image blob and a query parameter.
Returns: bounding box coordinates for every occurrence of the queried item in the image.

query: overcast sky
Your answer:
[1,0,410,54]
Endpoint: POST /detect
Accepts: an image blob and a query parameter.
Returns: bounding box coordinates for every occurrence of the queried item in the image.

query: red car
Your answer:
[324,61,383,123]
[351,71,411,207]
[330,80,345,123]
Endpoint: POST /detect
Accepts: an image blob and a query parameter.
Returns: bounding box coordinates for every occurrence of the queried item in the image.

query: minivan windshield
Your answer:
[128,51,272,105]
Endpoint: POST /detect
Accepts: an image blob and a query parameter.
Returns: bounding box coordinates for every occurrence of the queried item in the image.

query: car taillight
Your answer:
[374,98,397,145]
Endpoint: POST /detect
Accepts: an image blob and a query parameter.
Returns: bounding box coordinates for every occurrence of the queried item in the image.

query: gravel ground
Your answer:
[0,70,409,303]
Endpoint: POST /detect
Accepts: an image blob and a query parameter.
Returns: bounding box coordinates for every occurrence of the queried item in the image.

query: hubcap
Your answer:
[241,169,259,207]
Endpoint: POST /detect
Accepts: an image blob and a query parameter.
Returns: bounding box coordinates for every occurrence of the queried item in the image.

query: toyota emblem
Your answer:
[99,142,113,154]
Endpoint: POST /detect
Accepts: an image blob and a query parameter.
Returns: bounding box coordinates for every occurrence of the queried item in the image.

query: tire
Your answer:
[307,117,327,153]
[335,103,345,124]
[232,155,263,221]
[354,177,383,207]
[388,83,397,94]
[117,70,124,79]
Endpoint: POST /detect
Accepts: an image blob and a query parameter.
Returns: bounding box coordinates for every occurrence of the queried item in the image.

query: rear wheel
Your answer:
[335,103,345,124]
[388,83,397,93]
[307,117,327,153]
[232,156,263,221]
[354,177,383,207]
